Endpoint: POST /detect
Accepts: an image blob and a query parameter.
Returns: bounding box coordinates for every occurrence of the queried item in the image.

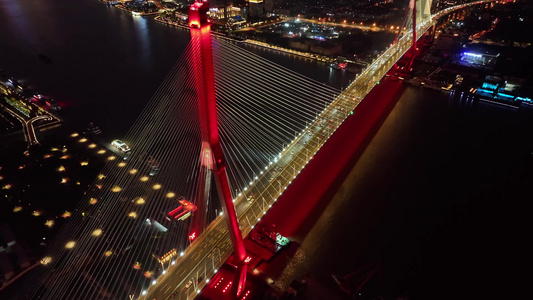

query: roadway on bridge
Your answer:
[145,76,405,300]
[193,78,406,300]
[145,26,420,300]
[143,2,496,298]
[259,79,406,238]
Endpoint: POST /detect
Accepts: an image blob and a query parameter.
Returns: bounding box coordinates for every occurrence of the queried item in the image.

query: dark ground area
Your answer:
[0,127,105,293]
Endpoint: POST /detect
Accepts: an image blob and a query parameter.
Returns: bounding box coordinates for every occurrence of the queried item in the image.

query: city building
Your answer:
[210,0,233,19]
[459,47,499,69]
[248,0,264,17]
[263,0,282,13]
[475,75,532,103]
[434,30,463,52]
[209,6,242,19]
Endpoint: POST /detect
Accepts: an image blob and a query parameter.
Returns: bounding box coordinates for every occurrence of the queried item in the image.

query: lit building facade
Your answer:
[247,0,264,17]
[208,6,242,19]
[209,0,233,18]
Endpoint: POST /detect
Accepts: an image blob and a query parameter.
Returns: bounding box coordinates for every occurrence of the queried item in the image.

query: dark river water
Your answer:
[261,85,533,300]
[1,0,532,299]
[0,0,353,140]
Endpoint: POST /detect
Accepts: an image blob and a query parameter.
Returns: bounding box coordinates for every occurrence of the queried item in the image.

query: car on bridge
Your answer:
[185,279,193,289]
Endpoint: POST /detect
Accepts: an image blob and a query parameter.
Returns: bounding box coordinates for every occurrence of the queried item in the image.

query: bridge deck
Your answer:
[144,1,495,299]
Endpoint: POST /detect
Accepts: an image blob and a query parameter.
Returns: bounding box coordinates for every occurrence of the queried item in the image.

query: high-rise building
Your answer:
[247,0,264,17]
[264,0,283,13]
[264,0,273,12]
[210,0,233,18]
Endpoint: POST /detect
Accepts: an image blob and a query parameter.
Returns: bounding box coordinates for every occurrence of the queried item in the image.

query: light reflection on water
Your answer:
[132,13,151,66]
[1,0,36,48]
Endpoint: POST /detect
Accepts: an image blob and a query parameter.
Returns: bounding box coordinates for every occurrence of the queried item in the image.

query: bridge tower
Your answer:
[188,0,248,297]
[394,0,434,71]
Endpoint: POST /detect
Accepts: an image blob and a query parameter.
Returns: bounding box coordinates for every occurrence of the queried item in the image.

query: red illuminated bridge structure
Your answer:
[14,1,505,300]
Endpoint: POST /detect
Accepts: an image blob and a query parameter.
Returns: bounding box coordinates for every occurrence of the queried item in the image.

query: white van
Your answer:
[111,139,131,153]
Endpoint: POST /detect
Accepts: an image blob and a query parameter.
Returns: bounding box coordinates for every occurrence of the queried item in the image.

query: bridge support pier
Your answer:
[407,0,417,71]
[189,1,247,297]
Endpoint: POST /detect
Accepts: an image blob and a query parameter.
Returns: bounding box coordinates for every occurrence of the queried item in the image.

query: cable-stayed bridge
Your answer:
[15,1,501,299]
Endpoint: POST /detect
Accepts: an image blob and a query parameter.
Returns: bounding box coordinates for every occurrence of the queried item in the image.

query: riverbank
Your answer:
[153,16,336,64]
[0,79,61,148]
[99,0,161,16]
[115,4,160,17]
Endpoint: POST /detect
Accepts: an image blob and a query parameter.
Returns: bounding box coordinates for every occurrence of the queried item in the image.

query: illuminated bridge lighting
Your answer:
[41,256,53,265]
[111,186,122,192]
[65,241,76,249]
[241,290,251,300]
[88,143,97,148]
[97,149,106,154]
[70,132,79,137]
[21,1,501,298]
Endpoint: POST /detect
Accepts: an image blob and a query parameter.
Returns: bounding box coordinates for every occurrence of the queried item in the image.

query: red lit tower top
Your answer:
[189,0,210,29]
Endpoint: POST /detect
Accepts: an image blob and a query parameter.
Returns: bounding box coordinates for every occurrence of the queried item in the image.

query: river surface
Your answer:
[260,83,533,299]
[0,0,353,140]
[1,1,531,299]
